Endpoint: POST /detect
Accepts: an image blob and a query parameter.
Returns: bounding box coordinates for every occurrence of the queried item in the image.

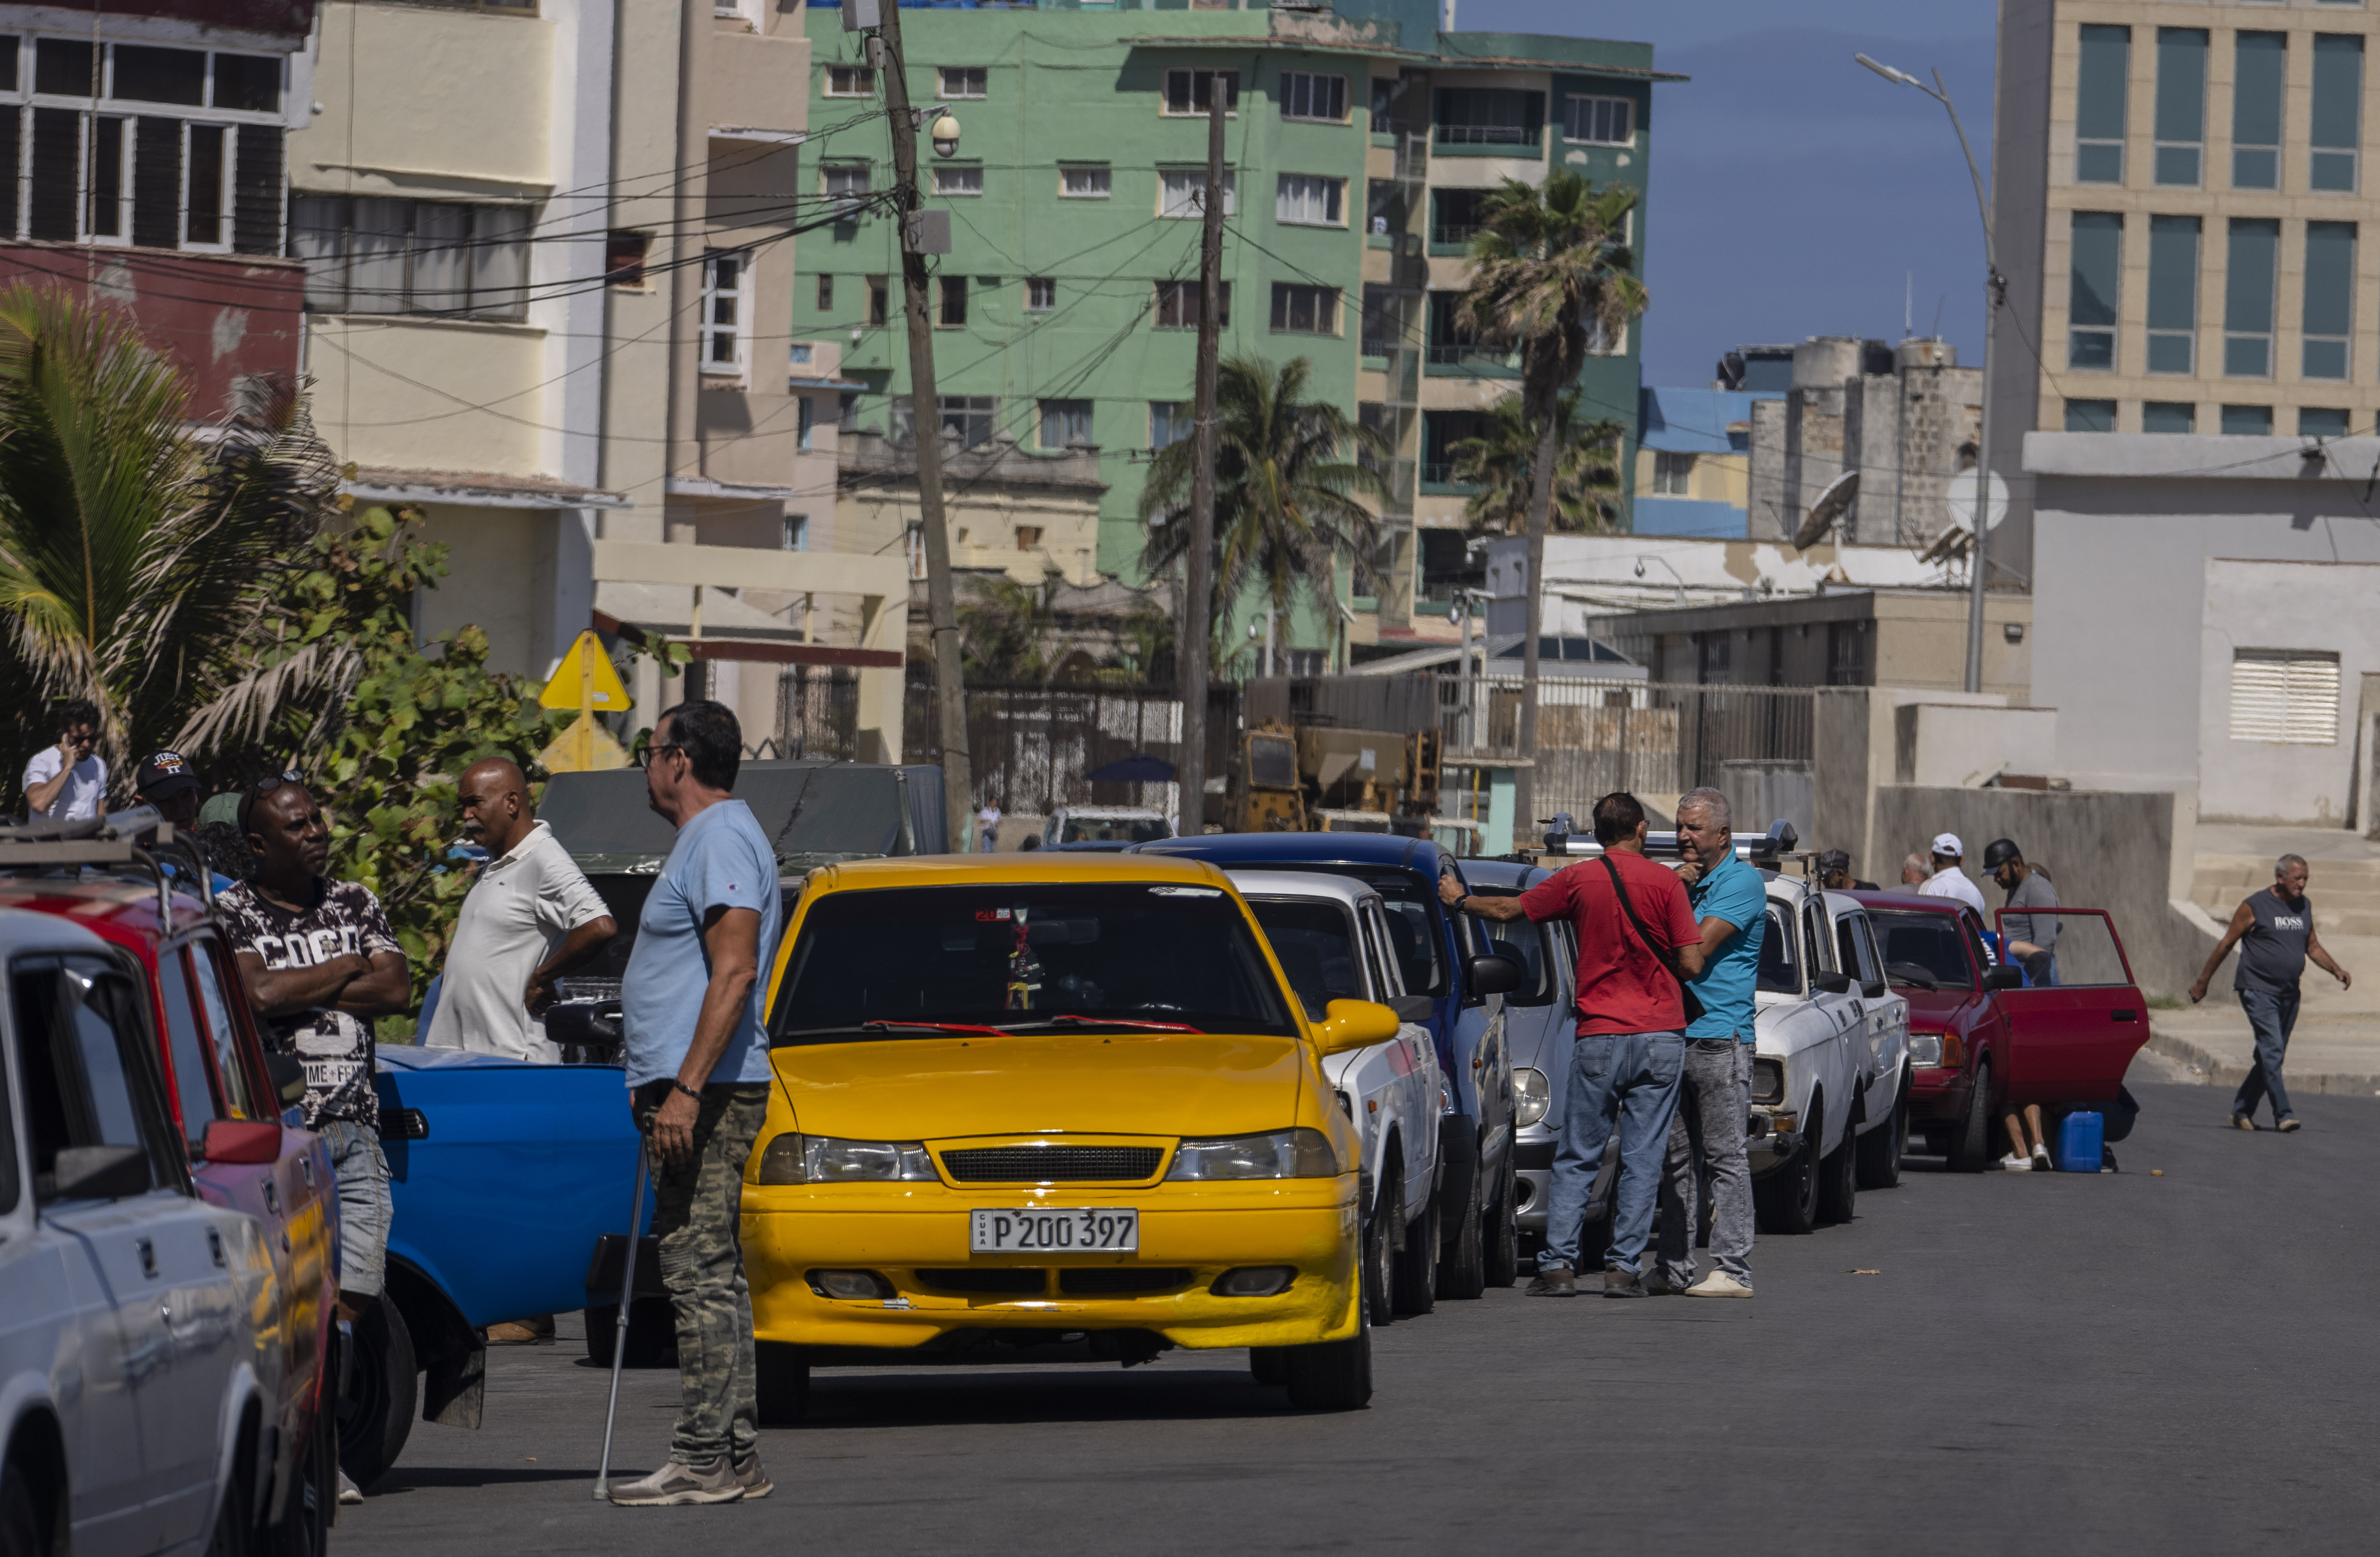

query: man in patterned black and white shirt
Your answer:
[215,775,408,1497]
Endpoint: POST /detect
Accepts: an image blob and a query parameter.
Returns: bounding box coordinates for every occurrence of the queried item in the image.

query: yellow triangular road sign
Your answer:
[540,630,633,712]
[539,712,630,774]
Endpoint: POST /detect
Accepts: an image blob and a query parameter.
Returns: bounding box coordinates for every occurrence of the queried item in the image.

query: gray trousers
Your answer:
[1656,1039,1755,1288]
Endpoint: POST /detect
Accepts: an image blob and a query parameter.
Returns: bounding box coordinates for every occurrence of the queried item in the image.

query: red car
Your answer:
[0,823,341,1551]
[1850,892,2150,1170]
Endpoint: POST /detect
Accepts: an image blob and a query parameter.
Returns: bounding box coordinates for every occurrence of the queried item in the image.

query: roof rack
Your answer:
[0,804,214,918]
[1517,817,1806,872]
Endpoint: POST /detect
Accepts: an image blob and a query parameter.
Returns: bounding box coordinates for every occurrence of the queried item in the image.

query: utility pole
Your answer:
[876,0,972,847]
[1175,74,1226,839]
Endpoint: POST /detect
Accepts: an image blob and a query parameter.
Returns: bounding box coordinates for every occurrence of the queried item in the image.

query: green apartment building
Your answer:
[795,0,1664,670]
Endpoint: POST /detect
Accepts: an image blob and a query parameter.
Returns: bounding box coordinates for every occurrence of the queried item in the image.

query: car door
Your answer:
[1991,909,2148,1106]
[1839,908,1903,1121]
[1358,899,1432,1202]
[1799,894,1861,1152]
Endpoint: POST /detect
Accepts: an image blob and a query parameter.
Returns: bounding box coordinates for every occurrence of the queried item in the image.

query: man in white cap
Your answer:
[1917,833,1988,916]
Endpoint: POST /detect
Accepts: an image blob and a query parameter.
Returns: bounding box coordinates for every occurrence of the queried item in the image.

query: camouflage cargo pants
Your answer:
[637,1081,771,1465]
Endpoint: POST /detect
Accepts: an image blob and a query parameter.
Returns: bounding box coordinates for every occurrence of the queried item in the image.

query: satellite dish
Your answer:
[1945,468,2009,533]
[1792,469,1860,550]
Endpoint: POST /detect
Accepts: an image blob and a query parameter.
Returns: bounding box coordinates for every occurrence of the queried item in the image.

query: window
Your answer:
[1158,167,1235,218]
[890,394,997,449]
[1430,187,1484,247]
[2302,407,2352,438]
[1015,526,1044,550]
[1285,649,1327,678]
[797,396,815,451]
[2064,398,2116,432]
[2221,403,2272,435]
[1562,94,1632,146]
[791,342,812,365]
[1025,276,1054,312]
[2231,649,2340,743]
[1162,68,1240,115]
[2153,28,2207,186]
[15,957,180,1201]
[700,250,746,372]
[2303,221,2356,379]
[1153,279,1229,327]
[1435,87,1542,147]
[2145,214,2199,373]
[826,64,874,97]
[1060,163,1110,198]
[1652,450,1695,494]
[1278,71,1348,122]
[938,275,967,327]
[290,195,530,320]
[1270,282,1339,335]
[2067,211,2121,370]
[938,66,986,99]
[1039,398,1093,449]
[605,229,649,288]
[183,942,261,1122]
[2224,217,2279,376]
[867,274,888,327]
[906,522,925,581]
[156,949,218,1144]
[823,162,870,219]
[1150,401,1190,448]
[932,163,982,197]
[816,273,833,310]
[1275,173,1344,226]
[2232,32,2284,189]
[2311,35,2363,192]
[2142,400,2195,433]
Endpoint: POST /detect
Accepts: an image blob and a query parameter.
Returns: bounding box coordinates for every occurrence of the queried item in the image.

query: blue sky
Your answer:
[1462,0,2001,387]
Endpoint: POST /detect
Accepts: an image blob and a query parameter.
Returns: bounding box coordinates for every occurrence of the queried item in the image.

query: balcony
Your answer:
[1430,223,1478,250]
[1418,461,1479,496]
[1425,342,1521,377]
[1360,336,1397,361]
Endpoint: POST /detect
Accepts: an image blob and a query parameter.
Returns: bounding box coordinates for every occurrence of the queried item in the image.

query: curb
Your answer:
[2144,1028,2380,1098]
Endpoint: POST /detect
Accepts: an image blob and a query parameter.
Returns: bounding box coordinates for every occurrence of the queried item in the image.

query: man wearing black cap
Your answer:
[1818,851,1877,892]
[1983,839,2058,986]
[136,751,233,893]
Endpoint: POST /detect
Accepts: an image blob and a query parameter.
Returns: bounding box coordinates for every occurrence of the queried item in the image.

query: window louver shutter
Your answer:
[2230,651,2340,744]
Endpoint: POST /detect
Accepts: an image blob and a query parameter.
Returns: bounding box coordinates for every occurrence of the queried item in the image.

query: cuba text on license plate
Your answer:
[970,1208,1139,1253]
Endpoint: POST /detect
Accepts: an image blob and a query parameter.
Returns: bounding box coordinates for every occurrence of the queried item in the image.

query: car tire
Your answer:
[1818,1116,1858,1226]
[1856,1079,1909,1190]
[1390,1186,1438,1316]
[1753,1095,1822,1235]
[1361,1173,1397,1329]
[2,1458,61,1557]
[756,1342,810,1425]
[268,1390,336,1557]
[1946,1061,1994,1174]
[1284,1299,1372,1411]
[1436,1176,1485,1300]
[337,1299,417,1492]
[1248,1347,1290,1387]
[1483,1158,1519,1289]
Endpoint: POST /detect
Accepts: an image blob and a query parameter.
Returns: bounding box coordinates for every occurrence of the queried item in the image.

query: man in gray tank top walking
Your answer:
[2189,853,2352,1132]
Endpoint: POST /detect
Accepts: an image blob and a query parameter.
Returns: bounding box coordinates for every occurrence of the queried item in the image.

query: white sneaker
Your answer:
[1998,1152,2032,1171]
[337,1471,364,1506]
[1683,1271,1753,1299]
[606,1456,744,1507]
[2031,1143,2053,1171]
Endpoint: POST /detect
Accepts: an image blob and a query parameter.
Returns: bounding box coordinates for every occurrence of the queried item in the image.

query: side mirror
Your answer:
[1862,980,1887,1000]
[201,1119,282,1166]
[1983,965,2026,991]
[1313,998,1401,1055]
[49,1144,152,1200]
[1388,994,1433,1024]
[1465,954,1523,998]
[1813,971,1853,995]
[265,1052,308,1107]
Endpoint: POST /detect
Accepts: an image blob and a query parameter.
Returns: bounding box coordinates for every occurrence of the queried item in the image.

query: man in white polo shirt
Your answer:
[22,699,106,821]
[1917,831,1989,917]
[424,759,617,1061]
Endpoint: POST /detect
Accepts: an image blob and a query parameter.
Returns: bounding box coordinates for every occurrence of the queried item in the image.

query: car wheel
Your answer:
[337,1299,417,1491]
[1483,1159,1520,1289]
[1362,1173,1398,1328]
[1248,1347,1290,1387]
[1284,1298,1372,1411]
[1856,1079,1910,1190]
[268,1390,336,1557]
[1436,1176,1486,1299]
[1390,1184,1438,1316]
[1818,1114,1858,1225]
[1946,1061,1994,1174]
[756,1342,810,1425]
[2,1458,62,1557]
[1753,1095,1822,1235]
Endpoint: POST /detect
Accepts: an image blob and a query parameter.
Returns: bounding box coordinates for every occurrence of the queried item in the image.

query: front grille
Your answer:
[942,1146,1164,1183]
[915,1268,1048,1295]
[1059,1268,1193,1296]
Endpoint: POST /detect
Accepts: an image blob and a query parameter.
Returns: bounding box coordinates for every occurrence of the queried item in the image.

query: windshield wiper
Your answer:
[857,1020,1007,1036]
[996,1013,1205,1034]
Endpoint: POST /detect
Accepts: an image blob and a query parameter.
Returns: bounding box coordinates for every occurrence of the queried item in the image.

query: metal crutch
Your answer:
[593,1135,652,1501]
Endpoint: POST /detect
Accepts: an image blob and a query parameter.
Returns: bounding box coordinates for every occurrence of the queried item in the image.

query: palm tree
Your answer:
[1139,354,1388,670]
[958,572,1076,684]
[1449,390,1626,537]
[1458,171,1646,818]
[0,284,336,780]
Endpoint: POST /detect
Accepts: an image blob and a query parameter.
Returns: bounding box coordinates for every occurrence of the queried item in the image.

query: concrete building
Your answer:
[0,0,317,411]
[1743,334,1982,549]
[1588,588,2033,700]
[1482,531,1955,636]
[1632,384,1759,538]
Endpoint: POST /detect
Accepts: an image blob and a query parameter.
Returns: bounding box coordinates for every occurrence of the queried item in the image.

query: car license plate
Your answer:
[970,1208,1139,1253]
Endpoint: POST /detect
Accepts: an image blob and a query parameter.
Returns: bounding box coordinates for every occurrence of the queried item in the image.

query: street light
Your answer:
[1856,51,2003,695]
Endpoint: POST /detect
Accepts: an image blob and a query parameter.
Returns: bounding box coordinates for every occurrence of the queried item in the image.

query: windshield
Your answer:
[1245,899,1366,1021]
[1062,816,1171,844]
[1868,910,1977,991]
[771,882,1297,1042]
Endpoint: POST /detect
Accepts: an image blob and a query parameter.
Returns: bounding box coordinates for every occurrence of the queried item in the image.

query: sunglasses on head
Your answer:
[238,769,306,834]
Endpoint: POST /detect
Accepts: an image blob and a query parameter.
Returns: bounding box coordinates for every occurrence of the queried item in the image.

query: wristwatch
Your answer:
[1456,893,1472,912]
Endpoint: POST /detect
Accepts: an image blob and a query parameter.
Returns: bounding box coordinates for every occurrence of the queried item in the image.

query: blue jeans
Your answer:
[1541,1029,1686,1274]
[2232,985,2300,1124]
[321,1119,391,1298]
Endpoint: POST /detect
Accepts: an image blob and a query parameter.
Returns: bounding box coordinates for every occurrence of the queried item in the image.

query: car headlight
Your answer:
[1513,1066,1550,1129]
[756,1133,938,1184]
[1908,1032,1943,1068]
[1165,1128,1339,1180]
[1750,1058,1785,1106]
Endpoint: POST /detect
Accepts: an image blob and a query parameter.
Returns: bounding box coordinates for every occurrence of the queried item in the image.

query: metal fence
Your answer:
[902,679,1239,813]
[758,667,863,761]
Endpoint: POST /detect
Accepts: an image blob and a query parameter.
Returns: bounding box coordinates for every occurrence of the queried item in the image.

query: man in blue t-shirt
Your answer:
[609,700,783,1507]
[1653,786,1768,1299]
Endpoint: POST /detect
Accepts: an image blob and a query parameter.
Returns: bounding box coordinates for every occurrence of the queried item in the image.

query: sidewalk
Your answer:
[2147,998,2380,1099]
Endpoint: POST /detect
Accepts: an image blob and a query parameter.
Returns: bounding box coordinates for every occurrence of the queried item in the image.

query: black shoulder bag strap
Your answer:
[1599,854,1705,1024]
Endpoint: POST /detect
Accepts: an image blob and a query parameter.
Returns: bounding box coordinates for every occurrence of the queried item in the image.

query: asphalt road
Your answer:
[334,1080,2380,1556]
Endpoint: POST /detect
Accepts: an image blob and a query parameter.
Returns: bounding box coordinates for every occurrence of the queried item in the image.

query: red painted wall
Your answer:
[0,243,307,417]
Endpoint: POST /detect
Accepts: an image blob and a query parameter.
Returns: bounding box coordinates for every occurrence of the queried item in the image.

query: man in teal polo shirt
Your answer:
[1654,786,1767,1299]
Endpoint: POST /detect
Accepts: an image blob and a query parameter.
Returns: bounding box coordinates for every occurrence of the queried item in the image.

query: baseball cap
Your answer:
[1817,849,1851,874]
[134,750,201,802]
[1930,832,1964,858]
[198,792,244,827]
[1981,838,2023,870]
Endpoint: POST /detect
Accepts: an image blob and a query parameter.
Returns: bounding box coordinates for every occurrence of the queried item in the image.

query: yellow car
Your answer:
[740,853,1393,1412]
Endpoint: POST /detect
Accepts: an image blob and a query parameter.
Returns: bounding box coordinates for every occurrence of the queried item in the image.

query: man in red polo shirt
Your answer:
[1442,791,1704,1298]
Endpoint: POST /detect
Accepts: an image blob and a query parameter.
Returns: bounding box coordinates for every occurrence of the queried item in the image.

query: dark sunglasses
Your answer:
[238,769,306,834]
